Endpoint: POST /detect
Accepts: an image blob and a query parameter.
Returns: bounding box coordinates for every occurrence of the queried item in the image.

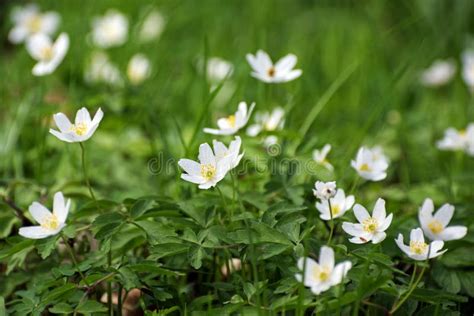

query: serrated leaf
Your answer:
[49,302,73,314]
[131,199,153,218]
[75,300,107,313]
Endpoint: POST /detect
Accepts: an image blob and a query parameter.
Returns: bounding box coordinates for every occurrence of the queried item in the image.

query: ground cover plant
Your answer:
[0,0,474,315]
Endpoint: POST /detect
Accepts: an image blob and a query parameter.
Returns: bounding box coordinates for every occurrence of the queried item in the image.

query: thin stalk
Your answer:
[390,265,426,314]
[215,186,227,212]
[79,143,97,202]
[61,235,90,287]
[107,248,113,316]
[327,199,334,245]
[117,284,123,316]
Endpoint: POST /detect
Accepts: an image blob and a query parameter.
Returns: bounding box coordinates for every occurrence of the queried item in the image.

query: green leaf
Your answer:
[128,262,183,276]
[243,282,256,300]
[75,300,107,313]
[432,263,461,294]
[35,236,59,259]
[0,297,5,316]
[118,266,141,290]
[131,198,153,218]
[188,245,204,269]
[441,247,474,268]
[49,303,73,314]
[41,283,76,305]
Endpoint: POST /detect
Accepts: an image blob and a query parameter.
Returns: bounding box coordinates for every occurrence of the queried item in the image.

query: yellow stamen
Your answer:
[26,15,42,32]
[40,46,54,61]
[41,215,59,230]
[70,123,88,136]
[359,163,371,172]
[313,265,331,282]
[330,204,341,216]
[428,220,443,234]
[362,217,378,233]
[226,115,236,127]
[200,164,216,180]
[410,240,428,255]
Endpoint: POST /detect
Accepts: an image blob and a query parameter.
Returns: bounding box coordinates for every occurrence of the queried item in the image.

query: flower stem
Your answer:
[107,248,113,316]
[327,199,334,245]
[390,265,426,314]
[79,142,97,202]
[61,235,90,287]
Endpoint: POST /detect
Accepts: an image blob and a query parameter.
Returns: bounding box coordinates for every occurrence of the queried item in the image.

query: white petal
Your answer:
[178,159,201,176]
[26,33,52,61]
[379,213,393,231]
[353,204,370,223]
[53,192,69,224]
[75,107,92,125]
[49,129,76,143]
[349,236,370,244]
[275,54,297,73]
[319,246,334,270]
[181,174,204,184]
[395,234,411,257]
[246,124,262,136]
[53,113,72,132]
[281,69,302,82]
[330,261,352,286]
[310,282,331,295]
[372,232,386,244]
[410,228,425,243]
[434,204,454,227]
[429,240,446,259]
[203,128,230,135]
[418,198,434,227]
[8,26,28,44]
[341,222,364,237]
[19,226,57,239]
[438,226,467,241]
[372,198,386,222]
[256,50,273,72]
[29,202,52,225]
[91,108,104,126]
[198,143,215,165]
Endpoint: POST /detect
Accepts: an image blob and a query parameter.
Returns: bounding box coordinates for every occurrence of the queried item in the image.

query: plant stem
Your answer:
[61,235,90,287]
[79,142,97,202]
[327,199,334,245]
[108,248,113,316]
[390,265,426,314]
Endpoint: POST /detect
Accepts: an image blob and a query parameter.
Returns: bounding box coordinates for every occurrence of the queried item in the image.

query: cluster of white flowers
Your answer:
[436,123,474,156]
[9,4,69,76]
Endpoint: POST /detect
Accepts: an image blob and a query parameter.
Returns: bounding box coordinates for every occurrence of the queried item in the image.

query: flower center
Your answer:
[313,266,331,282]
[26,15,42,32]
[428,220,443,234]
[41,214,59,230]
[330,204,341,216]
[200,164,216,180]
[70,123,88,136]
[410,241,428,255]
[362,217,378,233]
[40,46,54,61]
[359,163,371,172]
[267,67,276,77]
[226,115,236,127]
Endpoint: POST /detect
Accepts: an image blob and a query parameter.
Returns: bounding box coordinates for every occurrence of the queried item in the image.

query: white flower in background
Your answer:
[213,136,244,171]
[8,4,60,44]
[342,198,393,244]
[313,181,337,200]
[462,50,474,92]
[127,54,151,85]
[178,143,229,189]
[84,51,123,87]
[204,102,255,135]
[263,135,279,148]
[436,124,474,156]
[395,228,446,261]
[247,107,285,136]
[26,33,69,76]
[19,192,70,239]
[50,107,104,143]
[246,50,302,83]
[91,10,128,48]
[420,59,456,87]
[418,198,467,241]
[295,246,352,295]
[139,9,166,43]
[351,146,389,181]
[220,258,242,277]
[316,189,354,221]
[313,144,333,171]
[205,57,234,82]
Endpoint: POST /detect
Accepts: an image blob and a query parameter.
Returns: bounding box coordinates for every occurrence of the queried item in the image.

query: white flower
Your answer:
[462,50,474,92]
[295,246,352,295]
[246,50,302,83]
[316,189,354,221]
[84,51,123,87]
[178,143,229,189]
[220,258,242,277]
[8,4,60,44]
[313,181,337,200]
[246,107,285,136]
[26,33,69,76]
[418,198,467,241]
[205,57,234,82]
[204,102,255,135]
[395,228,446,261]
[127,54,151,85]
[50,107,104,143]
[313,144,333,171]
[420,59,456,87]
[436,124,474,156]
[91,10,128,48]
[19,192,70,239]
[351,146,389,181]
[342,198,393,244]
[212,136,244,171]
[263,135,279,148]
[139,9,166,43]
